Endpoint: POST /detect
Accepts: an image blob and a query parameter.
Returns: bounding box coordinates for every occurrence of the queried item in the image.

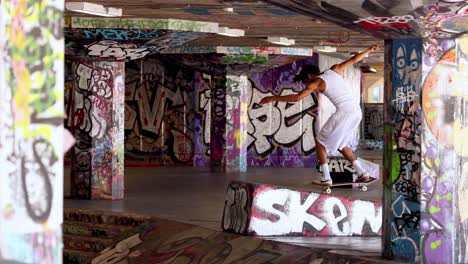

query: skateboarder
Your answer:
[260,44,380,186]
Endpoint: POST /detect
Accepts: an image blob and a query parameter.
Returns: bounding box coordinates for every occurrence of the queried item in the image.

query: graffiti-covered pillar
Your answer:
[70,60,125,200]
[419,35,468,264]
[382,39,423,262]
[210,75,227,171]
[225,75,249,172]
[0,0,65,262]
[193,72,212,168]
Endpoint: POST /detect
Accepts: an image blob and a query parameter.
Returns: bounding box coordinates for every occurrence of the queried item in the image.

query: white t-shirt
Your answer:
[318,69,359,111]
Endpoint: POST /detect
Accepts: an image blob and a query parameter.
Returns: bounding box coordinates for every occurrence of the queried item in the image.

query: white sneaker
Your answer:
[355,172,370,183]
[319,179,333,186]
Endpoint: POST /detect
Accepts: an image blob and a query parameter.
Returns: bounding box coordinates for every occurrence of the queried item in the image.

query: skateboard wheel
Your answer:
[324,188,332,194]
[361,186,368,192]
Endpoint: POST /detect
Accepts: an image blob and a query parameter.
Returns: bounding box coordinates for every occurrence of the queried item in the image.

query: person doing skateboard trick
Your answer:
[260,44,380,187]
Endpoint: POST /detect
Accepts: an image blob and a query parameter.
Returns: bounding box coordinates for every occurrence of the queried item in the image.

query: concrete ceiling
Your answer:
[64,0,385,64]
[263,0,467,39]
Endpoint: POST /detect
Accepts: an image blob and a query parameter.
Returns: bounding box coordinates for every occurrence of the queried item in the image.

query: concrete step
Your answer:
[63,233,114,253]
[222,181,382,237]
[64,208,150,227]
[63,221,135,239]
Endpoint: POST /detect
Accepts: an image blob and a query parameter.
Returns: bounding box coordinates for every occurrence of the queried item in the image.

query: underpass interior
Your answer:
[1,0,466,264]
[62,9,386,262]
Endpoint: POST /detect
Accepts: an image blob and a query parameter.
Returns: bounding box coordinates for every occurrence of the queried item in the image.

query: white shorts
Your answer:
[316,110,361,151]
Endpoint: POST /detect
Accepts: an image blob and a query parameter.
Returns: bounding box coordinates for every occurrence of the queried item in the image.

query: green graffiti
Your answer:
[71,17,215,32]
[5,0,63,117]
[224,54,269,64]
[429,205,441,214]
[389,133,400,184]
[430,240,442,250]
[446,192,452,201]
[167,19,213,32]
[226,78,241,91]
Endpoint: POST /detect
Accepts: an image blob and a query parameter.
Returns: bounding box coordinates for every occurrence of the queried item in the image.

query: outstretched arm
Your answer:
[331,44,380,74]
[259,78,325,105]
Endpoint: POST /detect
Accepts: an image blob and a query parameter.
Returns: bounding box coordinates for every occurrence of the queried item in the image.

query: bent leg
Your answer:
[339,146,357,163]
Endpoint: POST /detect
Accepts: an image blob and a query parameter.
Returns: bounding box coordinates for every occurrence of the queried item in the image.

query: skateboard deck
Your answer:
[311,177,378,194]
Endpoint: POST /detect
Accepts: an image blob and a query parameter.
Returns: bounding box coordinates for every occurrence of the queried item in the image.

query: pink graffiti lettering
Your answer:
[354,15,415,29]
[250,188,382,236]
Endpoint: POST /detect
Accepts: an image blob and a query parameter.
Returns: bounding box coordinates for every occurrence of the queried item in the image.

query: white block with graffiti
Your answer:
[223,181,382,237]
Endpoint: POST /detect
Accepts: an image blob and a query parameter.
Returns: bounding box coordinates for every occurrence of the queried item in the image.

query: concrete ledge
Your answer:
[222,181,382,237]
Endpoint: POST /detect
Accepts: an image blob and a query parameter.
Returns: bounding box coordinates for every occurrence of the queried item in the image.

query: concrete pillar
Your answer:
[225,75,249,172]
[0,0,64,262]
[193,72,212,168]
[210,75,227,171]
[382,39,423,262]
[70,60,125,200]
[419,35,468,264]
[384,36,468,263]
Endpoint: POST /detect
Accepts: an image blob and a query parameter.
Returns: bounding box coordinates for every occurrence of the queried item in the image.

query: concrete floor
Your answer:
[64,161,383,255]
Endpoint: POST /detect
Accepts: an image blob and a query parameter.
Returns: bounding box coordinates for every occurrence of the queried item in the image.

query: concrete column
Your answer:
[193,72,212,168]
[382,39,423,262]
[419,36,468,264]
[384,36,468,264]
[210,75,227,171]
[0,0,64,262]
[454,35,468,264]
[225,75,249,172]
[70,60,125,200]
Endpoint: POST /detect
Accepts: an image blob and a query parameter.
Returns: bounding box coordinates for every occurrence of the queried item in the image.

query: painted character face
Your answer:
[396,44,421,86]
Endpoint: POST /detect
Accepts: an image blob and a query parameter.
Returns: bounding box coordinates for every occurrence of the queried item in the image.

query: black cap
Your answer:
[294,65,321,82]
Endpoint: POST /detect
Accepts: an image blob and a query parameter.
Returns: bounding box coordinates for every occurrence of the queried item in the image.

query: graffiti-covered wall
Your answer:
[362,103,384,150]
[65,54,362,169]
[247,57,319,167]
[66,57,217,167]
[246,54,362,167]
[0,0,64,262]
[383,39,423,262]
[124,58,198,166]
[420,35,468,264]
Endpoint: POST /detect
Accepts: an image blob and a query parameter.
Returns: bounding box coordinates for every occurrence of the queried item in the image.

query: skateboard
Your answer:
[311,177,378,194]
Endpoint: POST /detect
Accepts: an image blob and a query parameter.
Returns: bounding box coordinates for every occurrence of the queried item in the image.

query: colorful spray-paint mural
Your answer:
[65,18,218,61]
[246,58,319,167]
[124,58,196,166]
[420,35,467,264]
[65,52,362,171]
[69,60,124,200]
[109,54,362,169]
[383,39,422,262]
[0,0,64,262]
[246,55,362,167]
